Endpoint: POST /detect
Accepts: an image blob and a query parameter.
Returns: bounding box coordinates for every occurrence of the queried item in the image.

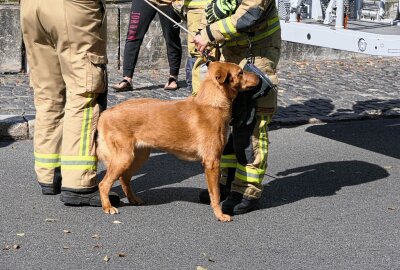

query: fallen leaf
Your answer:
[103,255,110,262]
[13,244,20,250]
[197,267,207,270]
[388,207,396,210]
[63,246,70,250]
[45,218,58,222]
[92,234,100,239]
[208,258,216,262]
[384,166,392,169]
[16,233,25,237]
[118,253,127,257]
[94,244,101,249]
[63,230,71,234]
[3,245,10,250]
[112,220,122,224]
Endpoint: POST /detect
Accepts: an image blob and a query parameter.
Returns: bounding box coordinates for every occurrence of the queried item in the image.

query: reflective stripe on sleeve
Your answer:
[225,16,280,46]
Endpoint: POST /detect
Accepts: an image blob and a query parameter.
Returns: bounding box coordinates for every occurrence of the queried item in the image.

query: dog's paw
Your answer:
[218,214,232,222]
[103,206,119,215]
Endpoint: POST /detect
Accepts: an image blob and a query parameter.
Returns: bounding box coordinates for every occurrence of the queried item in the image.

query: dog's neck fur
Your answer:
[193,78,234,110]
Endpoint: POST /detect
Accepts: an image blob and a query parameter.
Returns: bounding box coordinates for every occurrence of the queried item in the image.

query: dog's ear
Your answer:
[214,69,228,84]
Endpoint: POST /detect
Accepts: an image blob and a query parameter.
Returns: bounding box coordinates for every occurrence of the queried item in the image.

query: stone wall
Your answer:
[1,2,398,73]
[0,3,189,73]
[0,5,21,72]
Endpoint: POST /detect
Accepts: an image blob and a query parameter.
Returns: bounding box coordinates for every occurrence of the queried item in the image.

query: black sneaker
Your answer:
[221,192,260,215]
[60,189,120,207]
[199,184,231,204]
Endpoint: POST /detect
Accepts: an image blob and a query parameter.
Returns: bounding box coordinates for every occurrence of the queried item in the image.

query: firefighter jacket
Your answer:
[198,0,281,48]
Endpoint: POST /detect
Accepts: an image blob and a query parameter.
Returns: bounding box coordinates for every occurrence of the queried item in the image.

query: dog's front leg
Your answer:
[204,159,232,222]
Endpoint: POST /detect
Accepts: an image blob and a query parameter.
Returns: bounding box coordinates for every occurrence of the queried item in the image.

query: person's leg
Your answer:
[186,9,203,90]
[159,4,182,90]
[113,0,157,91]
[50,0,118,205]
[220,42,280,215]
[20,0,64,195]
[222,114,271,215]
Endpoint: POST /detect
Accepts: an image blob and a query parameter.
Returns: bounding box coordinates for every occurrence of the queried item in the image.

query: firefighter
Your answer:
[20,0,120,206]
[183,0,208,90]
[194,0,281,215]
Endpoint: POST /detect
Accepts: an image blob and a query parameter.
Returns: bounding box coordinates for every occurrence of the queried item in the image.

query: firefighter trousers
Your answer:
[21,0,108,191]
[220,35,281,199]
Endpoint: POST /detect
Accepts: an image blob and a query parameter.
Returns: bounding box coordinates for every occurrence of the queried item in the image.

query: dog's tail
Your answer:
[96,118,111,164]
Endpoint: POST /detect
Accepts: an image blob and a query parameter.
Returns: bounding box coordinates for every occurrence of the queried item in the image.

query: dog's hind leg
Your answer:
[203,158,232,222]
[119,147,151,206]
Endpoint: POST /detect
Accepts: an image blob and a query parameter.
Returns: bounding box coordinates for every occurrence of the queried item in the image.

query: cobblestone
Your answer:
[0,56,399,139]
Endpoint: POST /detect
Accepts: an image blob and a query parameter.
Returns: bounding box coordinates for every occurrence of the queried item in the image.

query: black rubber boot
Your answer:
[60,189,120,207]
[221,192,260,216]
[40,168,62,195]
[198,168,235,204]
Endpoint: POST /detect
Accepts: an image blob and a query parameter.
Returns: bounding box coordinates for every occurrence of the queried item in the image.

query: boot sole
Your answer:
[233,204,260,215]
[60,193,102,207]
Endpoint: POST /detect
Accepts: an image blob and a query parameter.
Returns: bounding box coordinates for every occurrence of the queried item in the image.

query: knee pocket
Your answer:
[81,52,108,94]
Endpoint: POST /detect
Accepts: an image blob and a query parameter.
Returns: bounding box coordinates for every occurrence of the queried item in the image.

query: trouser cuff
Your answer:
[231,180,263,200]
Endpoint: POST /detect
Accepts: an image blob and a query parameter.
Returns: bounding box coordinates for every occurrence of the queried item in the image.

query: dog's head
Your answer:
[207,61,260,99]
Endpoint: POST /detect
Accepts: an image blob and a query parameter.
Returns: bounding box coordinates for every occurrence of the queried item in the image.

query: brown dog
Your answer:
[96,61,259,222]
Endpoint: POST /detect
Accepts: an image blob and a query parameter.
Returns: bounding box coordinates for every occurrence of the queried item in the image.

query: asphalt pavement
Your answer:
[0,119,399,269]
[0,55,399,269]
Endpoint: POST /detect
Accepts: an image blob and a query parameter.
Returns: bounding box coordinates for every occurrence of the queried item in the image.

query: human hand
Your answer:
[192,34,209,54]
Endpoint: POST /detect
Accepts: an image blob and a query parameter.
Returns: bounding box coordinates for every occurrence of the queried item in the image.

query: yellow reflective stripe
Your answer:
[184,0,208,7]
[225,16,280,46]
[61,156,97,161]
[34,152,61,168]
[86,97,94,156]
[253,24,280,43]
[61,165,97,170]
[268,16,279,25]
[217,18,239,40]
[221,154,237,168]
[35,161,61,168]
[222,154,237,160]
[34,152,60,159]
[235,163,265,184]
[80,95,94,156]
[61,156,97,170]
[259,115,268,170]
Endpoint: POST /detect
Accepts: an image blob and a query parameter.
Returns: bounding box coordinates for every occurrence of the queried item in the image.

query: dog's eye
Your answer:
[238,70,243,75]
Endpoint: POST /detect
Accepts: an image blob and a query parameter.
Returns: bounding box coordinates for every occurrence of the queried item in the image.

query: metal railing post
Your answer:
[335,0,344,29]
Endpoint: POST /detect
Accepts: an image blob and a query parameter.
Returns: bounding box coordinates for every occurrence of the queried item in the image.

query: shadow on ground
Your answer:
[101,151,204,204]
[261,160,389,208]
[306,118,400,159]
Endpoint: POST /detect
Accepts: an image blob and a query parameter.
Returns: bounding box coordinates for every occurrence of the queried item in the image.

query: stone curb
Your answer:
[0,114,34,140]
[1,111,399,141]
